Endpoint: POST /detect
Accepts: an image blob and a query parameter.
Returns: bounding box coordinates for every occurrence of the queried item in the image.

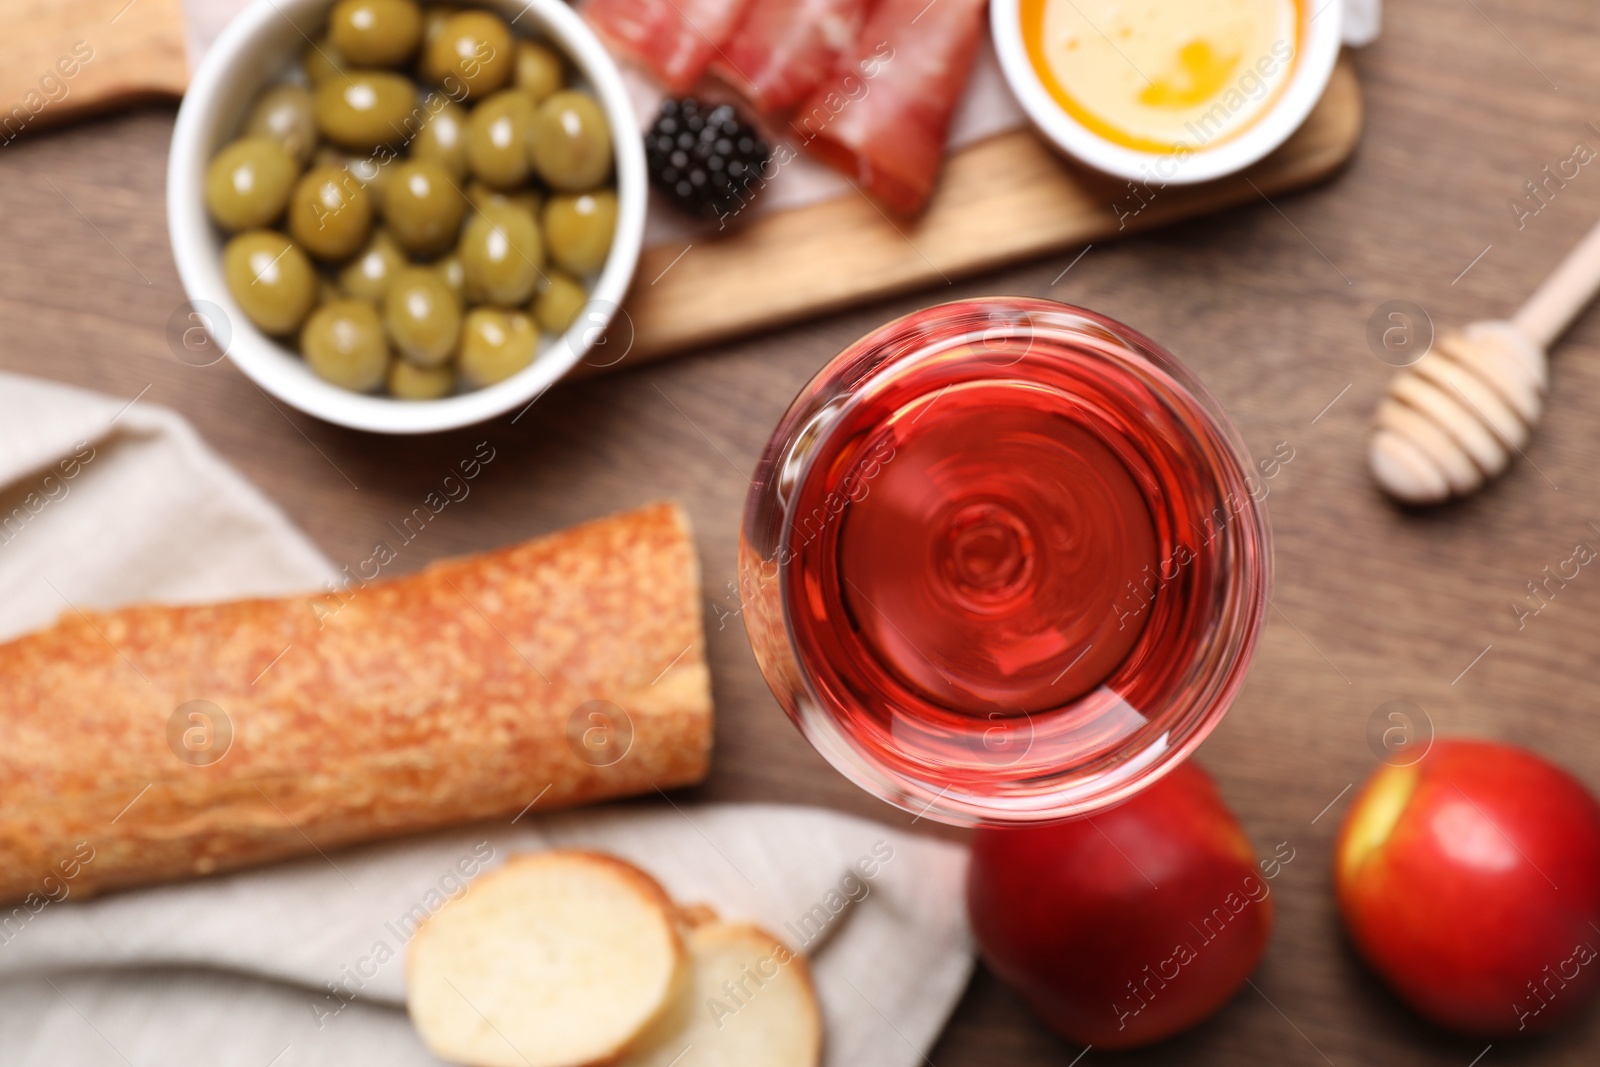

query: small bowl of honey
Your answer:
[992,0,1342,185]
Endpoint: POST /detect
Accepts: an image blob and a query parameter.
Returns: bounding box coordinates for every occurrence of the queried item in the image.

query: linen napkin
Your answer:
[0,371,973,1066]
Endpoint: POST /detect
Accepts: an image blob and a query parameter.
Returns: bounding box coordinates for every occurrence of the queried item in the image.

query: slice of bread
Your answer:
[617,922,823,1067]
[407,851,686,1067]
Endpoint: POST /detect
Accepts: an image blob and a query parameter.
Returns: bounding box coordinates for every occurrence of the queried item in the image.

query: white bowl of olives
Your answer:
[168,0,645,433]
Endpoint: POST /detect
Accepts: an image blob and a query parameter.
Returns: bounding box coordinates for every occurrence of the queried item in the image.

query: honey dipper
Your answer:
[1369,221,1600,504]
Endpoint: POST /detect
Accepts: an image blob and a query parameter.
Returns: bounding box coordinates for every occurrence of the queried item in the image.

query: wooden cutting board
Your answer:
[0,0,188,136]
[0,0,1362,368]
[620,54,1364,366]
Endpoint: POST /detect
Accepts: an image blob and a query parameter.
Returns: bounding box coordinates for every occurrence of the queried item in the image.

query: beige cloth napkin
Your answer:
[0,372,973,1066]
[0,374,336,640]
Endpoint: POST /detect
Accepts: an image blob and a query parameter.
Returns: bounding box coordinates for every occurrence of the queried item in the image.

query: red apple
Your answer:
[1335,739,1600,1036]
[967,761,1280,1049]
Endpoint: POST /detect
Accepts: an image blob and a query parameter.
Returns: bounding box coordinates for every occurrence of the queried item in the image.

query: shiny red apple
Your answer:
[1335,738,1600,1036]
[967,761,1281,1049]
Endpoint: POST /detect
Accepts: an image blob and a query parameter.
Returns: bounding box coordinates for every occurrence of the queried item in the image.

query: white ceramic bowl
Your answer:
[991,0,1342,185]
[169,0,646,433]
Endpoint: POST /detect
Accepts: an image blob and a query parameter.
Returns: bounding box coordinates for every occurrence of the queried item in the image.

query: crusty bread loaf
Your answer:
[618,922,823,1067]
[408,851,687,1067]
[0,503,711,904]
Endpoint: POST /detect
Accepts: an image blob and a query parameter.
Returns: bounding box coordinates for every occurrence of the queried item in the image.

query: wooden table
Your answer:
[4,0,1599,1061]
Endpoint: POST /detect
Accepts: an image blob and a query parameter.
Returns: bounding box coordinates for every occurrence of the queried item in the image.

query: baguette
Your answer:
[617,922,823,1067]
[0,503,712,904]
[407,851,687,1067]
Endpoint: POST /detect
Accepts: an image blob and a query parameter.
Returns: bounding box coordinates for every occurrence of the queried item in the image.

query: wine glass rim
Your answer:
[744,297,1273,825]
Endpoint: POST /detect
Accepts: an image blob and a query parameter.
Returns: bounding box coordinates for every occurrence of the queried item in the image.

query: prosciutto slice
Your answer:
[584,0,756,93]
[791,0,987,215]
[712,0,877,115]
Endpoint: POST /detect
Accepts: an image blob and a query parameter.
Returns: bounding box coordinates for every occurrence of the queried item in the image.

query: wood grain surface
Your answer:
[626,57,1363,362]
[3,0,1600,1063]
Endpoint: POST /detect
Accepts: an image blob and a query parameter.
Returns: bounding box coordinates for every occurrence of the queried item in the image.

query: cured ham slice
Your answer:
[712,0,876,115]
[791,0,986,215]
[584,0,756,93]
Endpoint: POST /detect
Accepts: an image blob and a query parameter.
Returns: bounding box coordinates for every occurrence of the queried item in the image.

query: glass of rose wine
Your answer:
[740,298,1271,825]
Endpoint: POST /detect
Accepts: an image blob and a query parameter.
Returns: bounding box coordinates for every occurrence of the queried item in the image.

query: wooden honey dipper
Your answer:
[1370,221,1600,504]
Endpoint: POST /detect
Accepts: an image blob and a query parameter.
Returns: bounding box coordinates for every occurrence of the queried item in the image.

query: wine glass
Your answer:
[740,298,1271,825]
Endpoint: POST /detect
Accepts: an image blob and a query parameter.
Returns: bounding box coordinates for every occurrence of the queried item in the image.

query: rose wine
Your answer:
[742,300,1269,824]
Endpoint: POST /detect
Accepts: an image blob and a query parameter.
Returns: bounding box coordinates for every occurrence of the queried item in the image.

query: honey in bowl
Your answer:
[1020,0,1301,154]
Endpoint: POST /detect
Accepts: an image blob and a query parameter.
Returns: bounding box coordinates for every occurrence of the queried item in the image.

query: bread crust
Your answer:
[615,921,824,1067]
[695,922,823,1061]
[0,503,712,904]
[407,849,690,1067]
[407,849,690,967]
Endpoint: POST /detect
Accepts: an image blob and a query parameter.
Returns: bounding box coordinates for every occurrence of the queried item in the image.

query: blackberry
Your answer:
[645,98,772,222]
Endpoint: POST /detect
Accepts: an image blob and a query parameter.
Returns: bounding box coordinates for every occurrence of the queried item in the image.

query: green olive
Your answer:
[313,147,400,215]
[459,200,542,305]
[466,88,536,188]
[204,136,299,231]
[338,228,407,301]
[542,190,615,276]
[459,308,536,386]
[328,0,423,67]
[532,269,587,334]
[531,267,588,334]
[389,358,456,399]
[465,178,541,218]
[303,35,351,85]
[301,299,390,391]
[432,251,469,298]
[421,10,512,101]
[223,231,317,336]
[412,95,470,180]
[421,4,459,47]
[318,274,343,305]
[384,266,462,366]
[529,90,611,192]
[513,40,564,103]
[288,164,374,261]
[350,151,400,202]
[314,72,417,151]
[383,158,467,255]
[243,84,317,164]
